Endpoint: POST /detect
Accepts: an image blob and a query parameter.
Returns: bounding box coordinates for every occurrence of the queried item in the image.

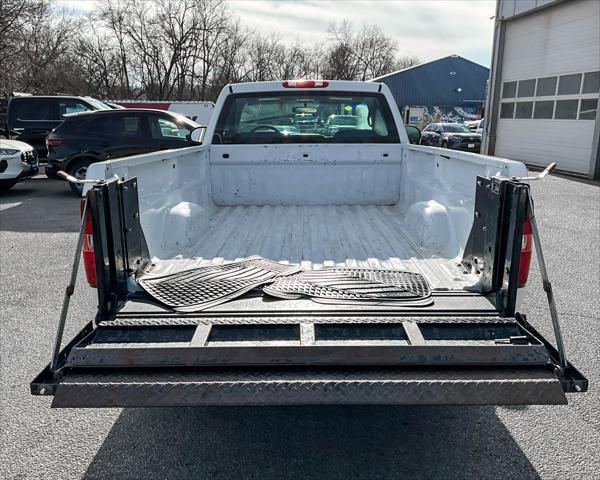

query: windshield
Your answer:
[214,91,399,144]
[442,124,471,133]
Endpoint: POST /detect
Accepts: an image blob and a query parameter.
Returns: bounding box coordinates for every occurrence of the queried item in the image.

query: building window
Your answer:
[515,101,533,118]
[536,77,557,96]
[557,74,582,95]
[579,99,598,120]
[533,101,554,119]
[555,100,579,119]
[582,71,600,94]
[502,81,517,98]
[517,79,536,97]
[500,102,515,118]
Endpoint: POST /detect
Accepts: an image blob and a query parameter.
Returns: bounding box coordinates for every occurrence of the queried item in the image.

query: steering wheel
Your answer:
[250,125,280,133]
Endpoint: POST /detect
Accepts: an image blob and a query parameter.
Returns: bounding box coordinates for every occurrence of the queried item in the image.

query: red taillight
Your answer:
[46,138,63,147]
[80,199,97,287]
[282,79,329,88]
[518,216,533,288]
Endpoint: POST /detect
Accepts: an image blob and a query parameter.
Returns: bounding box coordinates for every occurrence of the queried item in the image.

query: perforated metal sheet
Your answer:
[138,256,300,312]
[263,268,433,306]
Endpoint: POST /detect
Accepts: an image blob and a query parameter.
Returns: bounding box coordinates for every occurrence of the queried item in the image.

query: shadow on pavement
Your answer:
[84,406,540,480]
[0,176,80,233]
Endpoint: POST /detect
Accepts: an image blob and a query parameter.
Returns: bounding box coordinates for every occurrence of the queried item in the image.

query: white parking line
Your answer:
[0,202,22,212]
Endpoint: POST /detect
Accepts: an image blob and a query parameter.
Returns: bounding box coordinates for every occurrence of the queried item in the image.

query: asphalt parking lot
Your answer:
[1,173,598,480]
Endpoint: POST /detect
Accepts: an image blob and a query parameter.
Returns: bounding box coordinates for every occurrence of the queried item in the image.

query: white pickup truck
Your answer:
[32,80,586,407]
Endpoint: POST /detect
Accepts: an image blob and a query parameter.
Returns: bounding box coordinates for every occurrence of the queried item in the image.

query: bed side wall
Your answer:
[399,145,528,259]
[87,146,213,259]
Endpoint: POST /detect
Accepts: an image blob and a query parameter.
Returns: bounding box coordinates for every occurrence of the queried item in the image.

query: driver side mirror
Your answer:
[187,126,206,144]
[405,125,421,144]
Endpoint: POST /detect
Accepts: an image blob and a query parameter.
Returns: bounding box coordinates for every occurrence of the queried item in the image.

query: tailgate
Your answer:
[31,310,586,407]
[42,368,568,408]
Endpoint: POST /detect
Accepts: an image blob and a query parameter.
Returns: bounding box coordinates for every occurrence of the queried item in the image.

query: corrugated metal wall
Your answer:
[493,0,600,176]
[499,0,562,19]
[376,56,490,108]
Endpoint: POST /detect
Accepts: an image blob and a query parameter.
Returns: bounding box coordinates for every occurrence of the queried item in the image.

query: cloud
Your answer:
[228,0,496,66]
[54,0,97,16]
[55,0,496,65]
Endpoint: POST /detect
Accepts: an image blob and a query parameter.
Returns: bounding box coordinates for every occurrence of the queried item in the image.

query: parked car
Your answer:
[46,109,204,194]
[475,118,484,134]
[4,95,112,159]
[324,114,358,136]
[32,80,586,408]
[464,118,482,131]
[420,122,481,152]
[0,139,39,191]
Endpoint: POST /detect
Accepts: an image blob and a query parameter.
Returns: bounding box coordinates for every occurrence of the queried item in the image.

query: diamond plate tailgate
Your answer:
[42,367,567,407]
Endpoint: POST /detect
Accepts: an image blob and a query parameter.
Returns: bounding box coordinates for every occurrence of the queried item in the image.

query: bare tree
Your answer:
[322,20,413,81]
[16,2,76,93]
[211,19,253,92]
[354,24,397,80]
[0,0,44,92]
[74,21,129,97]
[97,0,134,96]
[323,20,360,80]
[393,55,420,72]
[2,1,420,100]
[190,0,229,100]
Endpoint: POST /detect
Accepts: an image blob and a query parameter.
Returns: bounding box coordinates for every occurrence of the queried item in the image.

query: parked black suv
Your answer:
[4,95,112,158]
[46,109,204,194]
[420,123,481,152]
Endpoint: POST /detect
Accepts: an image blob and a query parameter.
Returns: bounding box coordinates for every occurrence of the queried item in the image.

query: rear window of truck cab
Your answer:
[213,91,400,144]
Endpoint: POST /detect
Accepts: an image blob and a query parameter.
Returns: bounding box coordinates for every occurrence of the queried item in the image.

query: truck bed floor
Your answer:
[148,205,477,291]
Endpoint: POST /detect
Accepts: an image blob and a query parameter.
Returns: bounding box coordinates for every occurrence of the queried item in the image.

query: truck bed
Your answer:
[146,204,478,291]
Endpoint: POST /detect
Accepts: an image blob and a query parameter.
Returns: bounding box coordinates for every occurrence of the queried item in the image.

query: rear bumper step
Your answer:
[34,366,569,407]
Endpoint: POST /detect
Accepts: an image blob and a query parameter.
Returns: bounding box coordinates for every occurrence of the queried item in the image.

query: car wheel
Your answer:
[0,179,18,191]
[45,168,60,180]
[67,158,93,196]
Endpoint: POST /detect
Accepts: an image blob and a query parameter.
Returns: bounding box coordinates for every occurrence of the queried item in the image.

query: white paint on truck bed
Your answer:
[144,203,478,290]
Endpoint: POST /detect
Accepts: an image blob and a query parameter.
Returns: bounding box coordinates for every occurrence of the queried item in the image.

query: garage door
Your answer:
[494,0,600,175]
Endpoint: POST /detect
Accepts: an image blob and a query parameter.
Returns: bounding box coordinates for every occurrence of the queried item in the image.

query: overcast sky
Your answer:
[58,0,496,66]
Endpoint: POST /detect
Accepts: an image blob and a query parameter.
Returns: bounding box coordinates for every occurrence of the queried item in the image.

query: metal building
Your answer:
[371,55,490,128]
[483,0,600,179]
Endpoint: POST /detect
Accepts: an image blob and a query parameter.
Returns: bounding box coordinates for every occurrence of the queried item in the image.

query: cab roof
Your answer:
[227,80,383,94]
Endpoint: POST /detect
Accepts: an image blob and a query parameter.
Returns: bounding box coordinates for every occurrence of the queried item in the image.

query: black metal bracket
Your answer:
[461,176,503,292]
[461,176,529,316]
[463,173,572,372]
[88,177,150,319]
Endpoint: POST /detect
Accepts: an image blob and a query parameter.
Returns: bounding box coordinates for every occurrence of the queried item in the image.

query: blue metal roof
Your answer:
[372,55,490,107]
